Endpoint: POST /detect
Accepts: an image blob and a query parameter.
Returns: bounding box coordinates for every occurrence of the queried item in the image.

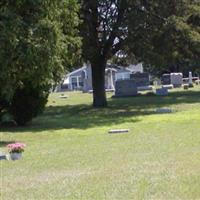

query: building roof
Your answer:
[68,66,86,76]
[66,63,143,77]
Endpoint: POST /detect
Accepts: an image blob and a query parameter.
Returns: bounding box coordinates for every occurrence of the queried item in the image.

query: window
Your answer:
[78,77,83,87]
[71,76,83,90]
[71,77,78,89]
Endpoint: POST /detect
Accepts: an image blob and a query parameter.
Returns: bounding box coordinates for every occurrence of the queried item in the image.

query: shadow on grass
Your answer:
[1,90,200,133]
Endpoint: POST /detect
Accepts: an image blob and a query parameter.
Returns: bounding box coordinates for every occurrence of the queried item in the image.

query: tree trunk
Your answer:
[91,59,107,107]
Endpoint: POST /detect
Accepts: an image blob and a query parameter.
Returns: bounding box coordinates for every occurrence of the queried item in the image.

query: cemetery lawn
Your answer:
[1,88,200,200]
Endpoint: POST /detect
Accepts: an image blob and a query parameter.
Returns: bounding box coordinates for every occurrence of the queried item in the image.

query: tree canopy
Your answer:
[128,0,200,74]
[80,0,200,107]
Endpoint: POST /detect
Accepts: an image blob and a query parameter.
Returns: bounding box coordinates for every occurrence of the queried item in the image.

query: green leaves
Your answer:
[0,0,81,124]
[125,0,200,73]
[0,0,80,96]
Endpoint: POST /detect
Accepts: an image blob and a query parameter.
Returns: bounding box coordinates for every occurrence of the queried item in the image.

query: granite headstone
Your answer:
[161,74,171,85]
[156,88,168,96]
[114,79,138,97]
[130,72,150,87]
[170,73,183,87]
[0,154,7,160]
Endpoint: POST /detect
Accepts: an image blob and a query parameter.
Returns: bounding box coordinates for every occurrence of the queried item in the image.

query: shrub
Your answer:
[10,85,49,126]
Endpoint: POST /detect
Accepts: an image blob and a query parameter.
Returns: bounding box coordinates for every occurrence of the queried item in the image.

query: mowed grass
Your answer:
[1,87,200,200]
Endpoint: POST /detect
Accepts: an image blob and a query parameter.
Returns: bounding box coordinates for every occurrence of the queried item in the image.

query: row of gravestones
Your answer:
[114,73,150,97]
[114,72,185,97]
[161,73,183,87]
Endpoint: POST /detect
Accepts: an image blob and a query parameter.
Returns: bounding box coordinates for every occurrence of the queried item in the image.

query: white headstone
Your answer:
[170,73,183,87]
[189,72,193,85]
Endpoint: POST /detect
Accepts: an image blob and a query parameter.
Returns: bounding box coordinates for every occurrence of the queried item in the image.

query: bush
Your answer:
[10,86,49,126]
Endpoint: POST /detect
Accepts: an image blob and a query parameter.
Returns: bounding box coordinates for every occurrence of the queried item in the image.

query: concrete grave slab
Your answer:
[162,84,174,90]
[109,129,130,134]
[156,108,172,114]
[137,86,153,91]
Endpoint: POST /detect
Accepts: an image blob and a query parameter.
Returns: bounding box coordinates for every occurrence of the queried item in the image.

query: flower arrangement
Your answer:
[7,143,26,153]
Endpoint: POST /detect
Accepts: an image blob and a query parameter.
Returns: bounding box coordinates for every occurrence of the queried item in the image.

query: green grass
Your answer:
[1,88,200,200]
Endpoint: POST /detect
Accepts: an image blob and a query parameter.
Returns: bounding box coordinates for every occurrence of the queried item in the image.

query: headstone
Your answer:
[109,129,130,134]
[195,80,200,85]
[161,74,171,85]
[59,94,68,99]
[156,108,172,113]
[170,73,183,87]
[162,84,174,90]
[156,88,168,96]
[114,79,138,97]
[154,79,161,87]
[183,84,189,90]
[188,72,194,87]
[137,86,153,91]
[130,72,150,87]
[0,153,7,160]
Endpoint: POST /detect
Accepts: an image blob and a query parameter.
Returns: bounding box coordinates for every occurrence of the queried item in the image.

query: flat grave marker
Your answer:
[109,129,130,134]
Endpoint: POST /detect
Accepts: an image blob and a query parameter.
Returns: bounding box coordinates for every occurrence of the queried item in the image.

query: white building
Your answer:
[115,63,143,81]
[55,64,116,92]
[55,63,144,92]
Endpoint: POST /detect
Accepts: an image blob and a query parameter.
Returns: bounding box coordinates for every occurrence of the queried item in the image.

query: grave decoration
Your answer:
[7,143,26,160]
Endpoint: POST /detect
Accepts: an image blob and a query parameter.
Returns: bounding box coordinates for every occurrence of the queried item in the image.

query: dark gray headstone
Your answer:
[0,154,7,160]
[156,88,168,96]
[161,74,171,85]
[114,79,138,97]
[130,72,150,87]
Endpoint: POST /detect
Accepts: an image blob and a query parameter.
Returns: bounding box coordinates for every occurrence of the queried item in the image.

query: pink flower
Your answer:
[7,142,26,153]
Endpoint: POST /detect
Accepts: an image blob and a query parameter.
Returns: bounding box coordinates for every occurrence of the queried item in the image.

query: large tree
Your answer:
[80,0,200,107]
[0,0,80,125]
